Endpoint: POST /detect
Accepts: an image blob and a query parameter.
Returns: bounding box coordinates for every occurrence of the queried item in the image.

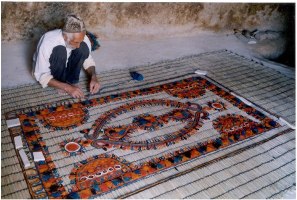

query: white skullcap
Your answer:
[62,14,86,33]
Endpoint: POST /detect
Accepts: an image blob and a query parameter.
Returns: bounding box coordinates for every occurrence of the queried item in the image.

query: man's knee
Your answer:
[49,45,67,81]
[76,41,89,58]
[49,45,67,64]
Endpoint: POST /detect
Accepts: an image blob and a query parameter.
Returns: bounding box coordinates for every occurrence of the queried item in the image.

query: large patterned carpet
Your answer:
[1,50,295,199]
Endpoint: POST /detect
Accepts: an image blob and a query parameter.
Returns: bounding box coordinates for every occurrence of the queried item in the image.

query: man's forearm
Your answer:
[86,66,97,78]
[48,78,71,92]
[86,66,100,94]
[48,78,85,98]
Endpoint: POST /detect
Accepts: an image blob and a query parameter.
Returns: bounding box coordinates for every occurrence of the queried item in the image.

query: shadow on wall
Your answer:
[25,40,40,75]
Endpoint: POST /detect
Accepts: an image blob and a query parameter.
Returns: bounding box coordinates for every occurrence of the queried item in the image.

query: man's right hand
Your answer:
[48,79,85,99]
[65,84,85,98]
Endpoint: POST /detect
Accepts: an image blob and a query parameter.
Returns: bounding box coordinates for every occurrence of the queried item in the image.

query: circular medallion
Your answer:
[65,142,81,153]
[212,102,223,109]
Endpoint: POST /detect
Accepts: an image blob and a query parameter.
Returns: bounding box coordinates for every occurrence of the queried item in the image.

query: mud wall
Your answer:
[1,2,294,41]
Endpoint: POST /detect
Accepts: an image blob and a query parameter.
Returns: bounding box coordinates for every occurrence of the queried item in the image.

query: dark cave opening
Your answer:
[273,4,295,68]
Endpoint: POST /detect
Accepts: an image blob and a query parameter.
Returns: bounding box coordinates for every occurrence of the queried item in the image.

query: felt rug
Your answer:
[4,76,286,199]
[2,50,295,199]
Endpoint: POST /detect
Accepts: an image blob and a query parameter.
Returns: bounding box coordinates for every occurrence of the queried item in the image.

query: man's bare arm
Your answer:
[48,78,85,98]
[86,66,100,94]
[86,66,96,77]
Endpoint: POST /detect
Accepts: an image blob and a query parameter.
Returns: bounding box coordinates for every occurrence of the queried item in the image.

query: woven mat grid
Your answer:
[1,50,295,199]
[269,185,296,198]
[210,71,290,89]
[102,127,293,199]
[128,129,295,199]
[240,83,295,96]
[103,128,292,198]
[242,171,295,199]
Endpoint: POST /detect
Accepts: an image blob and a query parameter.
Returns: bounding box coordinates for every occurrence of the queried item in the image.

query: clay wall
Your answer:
[1,2,294,41]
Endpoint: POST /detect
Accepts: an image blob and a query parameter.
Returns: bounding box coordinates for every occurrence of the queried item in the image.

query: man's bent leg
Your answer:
[49,45,67,82]
[65,41,89,84]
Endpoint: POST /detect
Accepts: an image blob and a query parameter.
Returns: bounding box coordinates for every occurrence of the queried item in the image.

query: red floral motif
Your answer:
[164,81,206,98]
[37,103,89,130]
[213,114,265,138]
[69,154,134,191]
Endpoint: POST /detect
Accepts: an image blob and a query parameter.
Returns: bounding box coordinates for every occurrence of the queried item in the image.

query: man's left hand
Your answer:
[89,75,100,94]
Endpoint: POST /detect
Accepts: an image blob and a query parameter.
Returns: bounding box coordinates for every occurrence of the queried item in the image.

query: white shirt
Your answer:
[33,29,95,88]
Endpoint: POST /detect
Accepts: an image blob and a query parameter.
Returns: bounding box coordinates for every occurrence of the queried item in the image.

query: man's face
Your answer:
[65,32,85,50]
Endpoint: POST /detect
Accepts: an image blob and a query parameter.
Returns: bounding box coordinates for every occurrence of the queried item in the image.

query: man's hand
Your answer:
[65,84,85,98]
[86,66,100,94]
[89,75,100,94]
[48,78,85,99]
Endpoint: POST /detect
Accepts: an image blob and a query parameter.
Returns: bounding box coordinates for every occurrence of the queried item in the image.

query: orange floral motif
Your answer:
[213,114,266,139]
[37,105,89,130]
[69,155,134,191]
[44,109,84,127]
[165,81,206,98]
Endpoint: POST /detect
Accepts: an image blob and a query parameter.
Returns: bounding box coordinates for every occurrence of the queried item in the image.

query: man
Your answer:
[33,14,100,98]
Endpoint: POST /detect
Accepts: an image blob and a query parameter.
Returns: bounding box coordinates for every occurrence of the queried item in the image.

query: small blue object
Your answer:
[130,71,144,81]
[86,31,100,51]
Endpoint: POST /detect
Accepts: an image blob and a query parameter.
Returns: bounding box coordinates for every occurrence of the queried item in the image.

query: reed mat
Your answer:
[2,50,295,199]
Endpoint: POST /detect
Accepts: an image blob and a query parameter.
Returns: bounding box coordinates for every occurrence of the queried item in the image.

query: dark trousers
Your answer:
[49,41,89,84]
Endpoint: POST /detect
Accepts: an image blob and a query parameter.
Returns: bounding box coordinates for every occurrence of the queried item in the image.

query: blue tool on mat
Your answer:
[130,71,144,81]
